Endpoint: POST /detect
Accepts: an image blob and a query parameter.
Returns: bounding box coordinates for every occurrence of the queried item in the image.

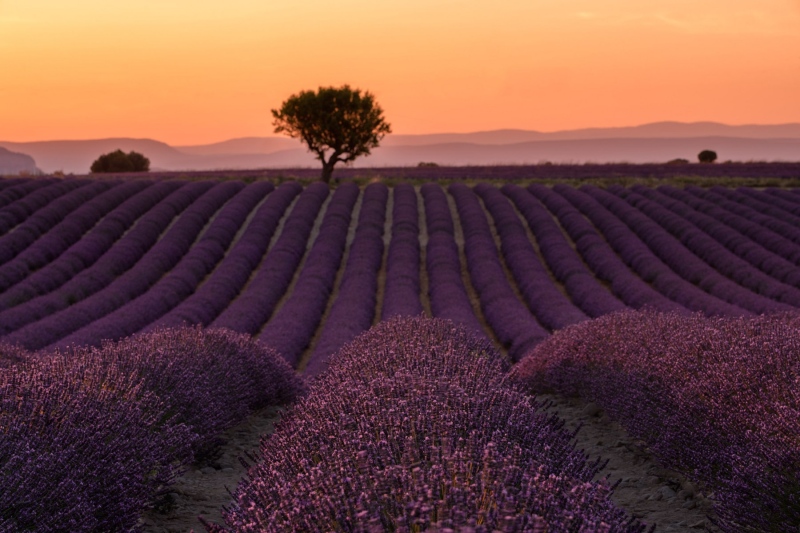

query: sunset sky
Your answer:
[1,0,799,145]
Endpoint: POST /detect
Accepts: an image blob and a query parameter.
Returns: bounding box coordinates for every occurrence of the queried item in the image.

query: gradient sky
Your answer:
[1,0,799,144]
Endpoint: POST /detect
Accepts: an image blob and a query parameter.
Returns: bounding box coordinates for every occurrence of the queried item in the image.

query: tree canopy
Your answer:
[272,85,391,183]
[90,150,150,173]
[697,150,718,163]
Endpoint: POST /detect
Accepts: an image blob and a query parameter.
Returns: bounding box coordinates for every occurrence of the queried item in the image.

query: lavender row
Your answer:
[210,181,330,333]
[0,180,152,294]
[303,182,388,378]
[500,184,627,318]
[50,182,274,349]
[420,183,487,339]
[544,184,745,315]
[0,180,184,310]
[715,186,800,238]
[257,182,359,367]
[449,183,549,361]
[0,326,305,532]
[208,317,649,533]
[587,185,800,310]
[0,177,30,196]
[527,184,691,315]
[740,186,800,218]
[0,181,209,336]
[0,179,107,265]
[686,186,800,247]
[475,183,589,330]
[0,178,69,234]
[3,181,239,350]
[628,185,800,287]
[144,181,302,331]
[380,183,424,319]
[510,311,800,533]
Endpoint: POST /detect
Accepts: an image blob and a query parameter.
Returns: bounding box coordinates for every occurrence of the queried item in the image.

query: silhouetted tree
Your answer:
[90,150,150,173]
[697,150,717,163]
[272,85,391,183]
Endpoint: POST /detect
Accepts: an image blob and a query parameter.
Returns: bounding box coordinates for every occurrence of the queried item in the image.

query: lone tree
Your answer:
[272,85,391,183]
[697,149,717,163]
[90,149,150,173]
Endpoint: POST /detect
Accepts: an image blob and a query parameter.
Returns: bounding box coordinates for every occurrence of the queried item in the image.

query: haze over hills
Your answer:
[2,122,800,174]
[0,147,38,174]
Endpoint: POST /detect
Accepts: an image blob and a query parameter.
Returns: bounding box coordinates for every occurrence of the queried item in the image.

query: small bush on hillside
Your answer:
[90,149,150,173]
[698,149,717,163]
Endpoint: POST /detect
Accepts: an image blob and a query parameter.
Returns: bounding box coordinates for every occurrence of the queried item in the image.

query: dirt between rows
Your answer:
[139,393,719,533]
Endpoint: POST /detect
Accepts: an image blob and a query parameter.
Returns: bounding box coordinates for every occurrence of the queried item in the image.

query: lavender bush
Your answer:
[694,186,800,246]
[0,180,151,293]
[0,178,76,235]
[474,183,588,330]
[628,185,800,286]
[421,183,487,339]
[501,184,626,318]
[211,181,329,333]
[544,184,750,315]
[207,317,650,533]
[257,182,359,367]
[0,180,182,310]
[0,341,29,368]
[449,183,549,360]
[510,310,800,533]
[0,326,305,532]
[303,182,388,377]
[4,181,241,350]
[0,180,109,265]
[0,351,194,532]
[527,184,690,315]
[145,181,302,330]
[380,183,424,319]
[0,181,209,335]
[581,185,800,311]
[51,182,274,348]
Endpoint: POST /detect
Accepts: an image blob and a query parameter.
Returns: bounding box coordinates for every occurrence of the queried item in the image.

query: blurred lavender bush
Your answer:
[509,310,800,533]
[0,326,305,532]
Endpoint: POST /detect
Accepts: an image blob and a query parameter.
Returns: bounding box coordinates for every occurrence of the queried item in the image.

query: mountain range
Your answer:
[2,122,799,174]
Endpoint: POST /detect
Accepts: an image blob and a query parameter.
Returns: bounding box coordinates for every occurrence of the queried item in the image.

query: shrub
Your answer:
[208,317,649,532]
[90,149,150,173]
[697,150,717,163]
[509,310,800,533]
[0,342,30,368]
[0,326,306,532]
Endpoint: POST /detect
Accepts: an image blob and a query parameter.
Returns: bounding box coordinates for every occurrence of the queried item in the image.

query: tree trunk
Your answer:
[320,162,335,184]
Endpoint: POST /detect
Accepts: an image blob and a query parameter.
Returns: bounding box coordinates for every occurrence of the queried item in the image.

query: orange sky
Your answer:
[1,0,799,145]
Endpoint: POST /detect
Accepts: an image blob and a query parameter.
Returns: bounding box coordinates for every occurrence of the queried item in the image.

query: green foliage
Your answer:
[697,150,718,163]
[90,150,150,173]
[272,85,391,183]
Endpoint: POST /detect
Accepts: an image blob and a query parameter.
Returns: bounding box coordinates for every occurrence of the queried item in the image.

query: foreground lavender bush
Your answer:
[87,326,308,454]
[509,311,800,533]
[0,352,193,532]
[208,317,649,533]
[0,341,29,368]
[0,326,306,532]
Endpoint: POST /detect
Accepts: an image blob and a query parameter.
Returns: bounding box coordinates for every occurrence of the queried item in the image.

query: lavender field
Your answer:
[1,175,799,532]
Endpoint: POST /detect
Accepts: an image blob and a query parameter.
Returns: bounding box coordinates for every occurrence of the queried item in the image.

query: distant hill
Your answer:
[0,147,38,175]
[2,122,799,174]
